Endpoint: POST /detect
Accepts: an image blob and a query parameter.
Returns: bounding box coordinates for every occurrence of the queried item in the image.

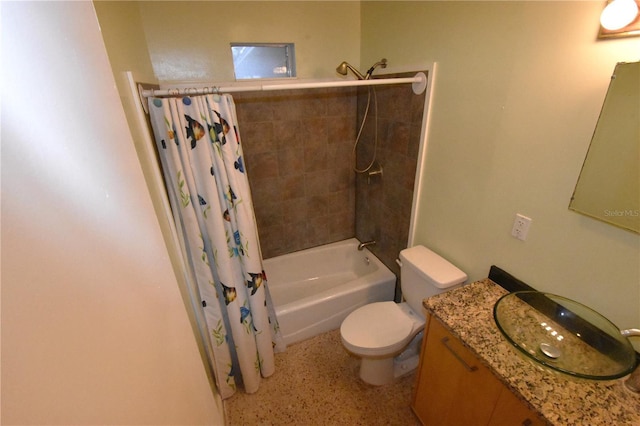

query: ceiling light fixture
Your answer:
[600,0,639,30]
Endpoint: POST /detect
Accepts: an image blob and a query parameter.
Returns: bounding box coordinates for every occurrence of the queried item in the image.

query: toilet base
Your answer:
[358,331,424,386]
[359,357,395,385]
[358,354,421,385]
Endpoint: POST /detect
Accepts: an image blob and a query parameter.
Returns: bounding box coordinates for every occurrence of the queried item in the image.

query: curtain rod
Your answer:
[140,72,427,99]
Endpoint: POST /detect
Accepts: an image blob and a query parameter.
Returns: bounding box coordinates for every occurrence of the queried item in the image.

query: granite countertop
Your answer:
[423,279,640,426]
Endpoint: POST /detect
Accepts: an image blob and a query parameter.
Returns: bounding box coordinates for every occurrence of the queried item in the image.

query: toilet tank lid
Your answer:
[399,245,467,289]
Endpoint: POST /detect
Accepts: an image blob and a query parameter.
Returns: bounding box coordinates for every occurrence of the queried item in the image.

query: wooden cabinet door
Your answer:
[488,387,546,426]
[412,318,504,426]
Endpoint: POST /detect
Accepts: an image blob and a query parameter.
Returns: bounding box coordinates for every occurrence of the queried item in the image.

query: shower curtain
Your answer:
[148,94,284,399]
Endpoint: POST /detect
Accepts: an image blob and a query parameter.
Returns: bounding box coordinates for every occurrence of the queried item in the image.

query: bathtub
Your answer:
[264,238,396,346]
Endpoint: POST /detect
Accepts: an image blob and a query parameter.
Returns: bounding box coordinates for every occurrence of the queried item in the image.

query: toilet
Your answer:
[340,245,467,385]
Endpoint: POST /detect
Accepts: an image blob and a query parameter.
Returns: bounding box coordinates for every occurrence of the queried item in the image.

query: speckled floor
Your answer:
[224,329,421,425]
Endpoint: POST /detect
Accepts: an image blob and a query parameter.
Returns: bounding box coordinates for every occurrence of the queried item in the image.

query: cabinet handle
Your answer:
[441,337,478,372]
[522,420,533,426]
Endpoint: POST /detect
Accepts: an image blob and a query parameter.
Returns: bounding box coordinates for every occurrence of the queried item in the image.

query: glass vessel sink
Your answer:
[494,291,637,380]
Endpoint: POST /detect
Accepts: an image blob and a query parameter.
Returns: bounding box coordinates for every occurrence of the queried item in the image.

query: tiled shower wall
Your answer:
[234,88,357,259]
[234,74,425,284]
[355,73,427,290]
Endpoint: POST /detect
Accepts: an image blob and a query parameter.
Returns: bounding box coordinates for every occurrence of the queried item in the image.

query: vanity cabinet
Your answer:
[488,385,545,426]
[412,316,545,426]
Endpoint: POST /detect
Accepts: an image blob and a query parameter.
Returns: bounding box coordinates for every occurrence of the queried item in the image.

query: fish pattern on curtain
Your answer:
[147,94,285,399]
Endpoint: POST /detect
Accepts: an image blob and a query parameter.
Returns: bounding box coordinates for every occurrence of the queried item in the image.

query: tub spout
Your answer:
[358,240,376,251]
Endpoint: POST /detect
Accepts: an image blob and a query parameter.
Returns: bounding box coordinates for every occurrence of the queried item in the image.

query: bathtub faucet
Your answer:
[357,240,376,251]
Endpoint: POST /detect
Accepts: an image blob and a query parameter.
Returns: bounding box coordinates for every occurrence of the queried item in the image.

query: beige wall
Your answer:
[93,1,167,230]
[1,2,223,424]
[137,1,361,82]
[94,1,157,84]
[362,1,640,332]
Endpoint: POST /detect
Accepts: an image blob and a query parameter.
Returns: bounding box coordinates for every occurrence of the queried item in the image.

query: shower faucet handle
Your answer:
[367,163,383,184]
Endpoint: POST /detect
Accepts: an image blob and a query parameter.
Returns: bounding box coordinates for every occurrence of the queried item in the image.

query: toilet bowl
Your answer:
[340,301,424,385]
[340,245,467,385]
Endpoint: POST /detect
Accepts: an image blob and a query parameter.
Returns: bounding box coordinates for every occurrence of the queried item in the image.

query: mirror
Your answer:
[570,61,639,233]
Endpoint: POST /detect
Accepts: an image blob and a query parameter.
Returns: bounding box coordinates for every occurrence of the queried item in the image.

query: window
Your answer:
[231,43,296,80]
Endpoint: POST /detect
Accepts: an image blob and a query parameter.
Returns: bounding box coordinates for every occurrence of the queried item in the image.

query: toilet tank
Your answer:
[399,245,467,316]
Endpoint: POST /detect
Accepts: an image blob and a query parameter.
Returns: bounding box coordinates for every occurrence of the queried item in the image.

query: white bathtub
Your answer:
[264,238,396,346]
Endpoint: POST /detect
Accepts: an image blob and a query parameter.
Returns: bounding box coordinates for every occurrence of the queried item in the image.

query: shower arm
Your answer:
[336,59,388,80]
[364,59,388,79]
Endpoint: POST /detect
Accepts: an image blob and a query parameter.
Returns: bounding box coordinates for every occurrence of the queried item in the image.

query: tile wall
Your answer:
[354,72,426,298]
[235,73,425,291]
[234,88,357,259]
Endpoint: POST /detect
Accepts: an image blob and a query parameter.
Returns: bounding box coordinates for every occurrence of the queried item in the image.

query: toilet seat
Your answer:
[340,301,423,357]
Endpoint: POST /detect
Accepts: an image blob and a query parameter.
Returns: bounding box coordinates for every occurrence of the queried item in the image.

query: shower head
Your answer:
[336,61,366,80]
[336,58,388,80]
